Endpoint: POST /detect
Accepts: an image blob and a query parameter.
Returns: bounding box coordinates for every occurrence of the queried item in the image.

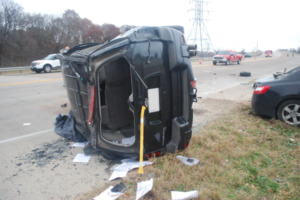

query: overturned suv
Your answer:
[59,26,197,158]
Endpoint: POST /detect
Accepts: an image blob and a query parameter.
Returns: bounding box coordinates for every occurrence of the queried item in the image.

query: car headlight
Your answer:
[37,61,44,64]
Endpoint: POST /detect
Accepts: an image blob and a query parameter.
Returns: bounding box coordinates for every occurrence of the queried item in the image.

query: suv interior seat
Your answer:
[99,58,134,132]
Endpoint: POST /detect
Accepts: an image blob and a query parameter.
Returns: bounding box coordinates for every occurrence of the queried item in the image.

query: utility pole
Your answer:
[187,0,214,57]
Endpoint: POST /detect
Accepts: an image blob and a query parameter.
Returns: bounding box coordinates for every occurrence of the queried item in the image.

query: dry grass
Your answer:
[78,105,300,200]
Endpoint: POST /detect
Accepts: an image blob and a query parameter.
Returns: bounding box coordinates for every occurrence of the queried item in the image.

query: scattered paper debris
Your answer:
[93,186,124,200]
[110,164,121,171]
[171,191,199,200]
[136,178,153,200]
[176,155,199,166]
[121,158,137,163]
[290,138,295,142]
[109,170,128,181]
[114,161,153,172]
[73,153,91,163]
[23,123,31,126]
[72,142,90,147]
[122,136,135,145]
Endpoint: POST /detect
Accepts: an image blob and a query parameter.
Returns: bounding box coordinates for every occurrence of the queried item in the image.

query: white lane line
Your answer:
[199,83,241,95]
[0,129,53,144]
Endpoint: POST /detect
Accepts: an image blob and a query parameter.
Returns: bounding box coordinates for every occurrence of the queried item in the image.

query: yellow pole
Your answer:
[138,106,146,174]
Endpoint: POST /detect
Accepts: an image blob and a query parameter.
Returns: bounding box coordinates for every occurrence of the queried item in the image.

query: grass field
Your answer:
[78,105,299,200]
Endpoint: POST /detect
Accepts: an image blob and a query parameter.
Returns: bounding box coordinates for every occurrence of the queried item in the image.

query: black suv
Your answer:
[59,26,197,158]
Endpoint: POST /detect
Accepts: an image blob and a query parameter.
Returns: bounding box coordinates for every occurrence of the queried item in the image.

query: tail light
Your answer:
[191,78,197,88]
[254,86,270,94]
[146,151,161,158]
[88,86,95,125]
[184,142,188,148]
[181,35,186,44]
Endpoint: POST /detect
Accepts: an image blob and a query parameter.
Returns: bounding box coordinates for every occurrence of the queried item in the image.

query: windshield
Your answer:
[43,55,56,60]
[218,51,230,55]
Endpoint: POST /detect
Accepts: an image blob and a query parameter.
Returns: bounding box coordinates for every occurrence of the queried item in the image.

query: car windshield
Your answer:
[43,55,56,60]
[218,51,230,55]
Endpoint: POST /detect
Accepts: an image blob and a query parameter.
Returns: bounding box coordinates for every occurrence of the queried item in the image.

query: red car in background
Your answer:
[265,50,272,57]
[212,50,243,65]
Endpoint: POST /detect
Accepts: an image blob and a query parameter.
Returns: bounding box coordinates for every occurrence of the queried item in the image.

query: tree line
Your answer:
[0,0,134,67]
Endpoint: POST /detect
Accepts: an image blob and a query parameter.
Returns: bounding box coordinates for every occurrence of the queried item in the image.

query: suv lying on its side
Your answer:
[30,54,61,73]
[59,26,198,158]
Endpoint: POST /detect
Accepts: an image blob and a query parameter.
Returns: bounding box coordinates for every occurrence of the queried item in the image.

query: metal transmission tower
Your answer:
[187,0,214,57]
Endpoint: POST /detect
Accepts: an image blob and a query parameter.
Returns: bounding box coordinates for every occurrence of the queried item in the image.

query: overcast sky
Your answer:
[15,0,300,52]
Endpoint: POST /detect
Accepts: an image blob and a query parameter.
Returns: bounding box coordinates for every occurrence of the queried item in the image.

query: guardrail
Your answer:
[0,66,30,75]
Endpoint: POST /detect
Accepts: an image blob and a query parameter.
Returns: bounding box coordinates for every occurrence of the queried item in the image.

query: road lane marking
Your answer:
[192,57,280,68]
[0,78,63,87]
[0,129,53,144]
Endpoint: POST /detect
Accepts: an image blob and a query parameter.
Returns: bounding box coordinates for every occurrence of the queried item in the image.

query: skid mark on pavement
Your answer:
[0,78,63,87]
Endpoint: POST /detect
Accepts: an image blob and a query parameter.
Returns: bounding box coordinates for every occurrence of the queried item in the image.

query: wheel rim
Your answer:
[281,104,300,125]
[45,66,51,72]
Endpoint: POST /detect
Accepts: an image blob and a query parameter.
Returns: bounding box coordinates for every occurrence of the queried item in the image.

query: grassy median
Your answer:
[119,105,299,200]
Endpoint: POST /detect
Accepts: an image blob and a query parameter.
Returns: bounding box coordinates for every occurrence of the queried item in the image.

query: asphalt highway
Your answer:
[0,51,299,199]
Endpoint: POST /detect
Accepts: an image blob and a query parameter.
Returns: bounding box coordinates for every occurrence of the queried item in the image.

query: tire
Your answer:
[237,59,241,65]
[225,59,230,65]
[213,61,217,65]
[35,70,42,73]
[44,65,52,73]
[240,71,251,77]
[277,100,300,126]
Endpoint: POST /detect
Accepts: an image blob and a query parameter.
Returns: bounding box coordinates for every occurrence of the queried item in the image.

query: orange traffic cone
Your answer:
[199,60,202,64]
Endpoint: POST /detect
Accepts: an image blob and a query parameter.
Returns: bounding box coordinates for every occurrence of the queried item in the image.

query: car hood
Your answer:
[32,60,46,63]
[214,55,229,57]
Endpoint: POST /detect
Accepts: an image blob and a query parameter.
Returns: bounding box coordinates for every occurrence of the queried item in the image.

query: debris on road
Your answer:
[111,182,127,193]
[241,83,250,85]
[61,103,67,108]
[176,155,199,166]
[73,153,91,163]
[240,71,251,77]
[109,170,128,181]
[171,190,199,200]
[54,110,88,142]
[72,142,90,148]
[93,185,124,200]
[136,178,153,200]
[218,91,223,93]
[23,123,31,126]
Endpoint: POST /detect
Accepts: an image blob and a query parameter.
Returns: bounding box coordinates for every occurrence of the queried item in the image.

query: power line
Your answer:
[187,0,214,57]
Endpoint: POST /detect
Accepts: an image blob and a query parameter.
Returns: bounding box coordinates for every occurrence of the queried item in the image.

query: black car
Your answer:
[59,26,198,158]
[244,53,251,58]
[252,66,300,126]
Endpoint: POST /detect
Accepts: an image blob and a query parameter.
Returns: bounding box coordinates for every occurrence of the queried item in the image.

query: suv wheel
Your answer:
[44,65,52,73]
[225,60,230,65]
[237,59,241,65]
[277,100,300,126]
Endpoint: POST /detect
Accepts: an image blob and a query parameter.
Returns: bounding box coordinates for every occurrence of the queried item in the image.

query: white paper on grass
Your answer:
[73,153,91,163]
[121,158,137,163]
[176,155,199,166]
[148,88,160,113]
[109,170,128,181]
[122,136,135,145]
[72,142,90,147]
[114,161,153,172]
[93,186,124,200]
[171,191,199,200]
[136,178,153,200]
[23,123,31,125]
